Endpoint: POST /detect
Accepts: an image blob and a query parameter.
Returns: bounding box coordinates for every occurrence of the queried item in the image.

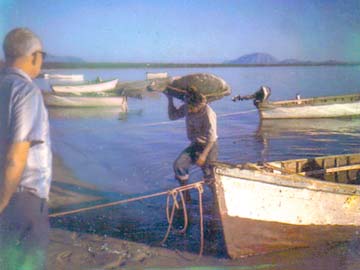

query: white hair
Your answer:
[3,28,42,59]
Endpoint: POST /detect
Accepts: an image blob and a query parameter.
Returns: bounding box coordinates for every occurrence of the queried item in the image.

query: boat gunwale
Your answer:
[51,78,118,88]
[42,93,127,108]
[213,160,360,196]
[259,93,360,108]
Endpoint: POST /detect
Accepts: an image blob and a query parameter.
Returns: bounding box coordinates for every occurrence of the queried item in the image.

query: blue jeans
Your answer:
[173,141,218,184]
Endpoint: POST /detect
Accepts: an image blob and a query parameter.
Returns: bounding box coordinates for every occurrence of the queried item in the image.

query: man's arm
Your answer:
[0,141,30,214]
[196,108,217,166]
[196,141,215,167]
[166,95,185,120]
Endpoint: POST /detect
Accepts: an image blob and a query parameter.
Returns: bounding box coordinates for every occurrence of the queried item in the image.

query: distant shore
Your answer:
[41,62,360,69]
[1,61,359,70]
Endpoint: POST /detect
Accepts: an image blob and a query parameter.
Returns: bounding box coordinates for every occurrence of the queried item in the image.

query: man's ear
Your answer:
[32,53,37,66]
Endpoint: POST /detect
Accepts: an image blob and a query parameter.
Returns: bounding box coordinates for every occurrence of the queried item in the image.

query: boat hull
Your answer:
[258,93,360,119]
[220,215,358,258]
[43,93,128,109]
[44,74,84,81]
[51,79,118,93]
[213,163,360,258]
[146,72,168,80]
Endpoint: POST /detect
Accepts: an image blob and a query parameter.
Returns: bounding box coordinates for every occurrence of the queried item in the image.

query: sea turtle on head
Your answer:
[149,73,231,102]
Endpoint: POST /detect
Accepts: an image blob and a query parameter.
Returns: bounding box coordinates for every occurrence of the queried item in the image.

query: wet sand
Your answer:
[48,154,360,270]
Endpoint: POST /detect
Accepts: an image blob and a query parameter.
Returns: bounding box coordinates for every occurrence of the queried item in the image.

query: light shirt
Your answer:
[168,103,218,144]
[0,67,52,199]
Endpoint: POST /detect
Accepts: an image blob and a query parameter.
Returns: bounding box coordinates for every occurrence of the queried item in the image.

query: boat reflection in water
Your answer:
[258,118,360,137]
[254,117,360,162]
[47,107,139,120]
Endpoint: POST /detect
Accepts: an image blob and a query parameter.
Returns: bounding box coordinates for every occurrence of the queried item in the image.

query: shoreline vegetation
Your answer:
[1,60,360,70]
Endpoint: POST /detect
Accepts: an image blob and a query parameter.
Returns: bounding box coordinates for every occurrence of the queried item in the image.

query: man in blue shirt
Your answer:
[0,28,51,270]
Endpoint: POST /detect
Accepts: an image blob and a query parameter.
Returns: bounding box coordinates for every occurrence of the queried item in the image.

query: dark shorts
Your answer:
[173,141,218,182]
[0,192,49,270]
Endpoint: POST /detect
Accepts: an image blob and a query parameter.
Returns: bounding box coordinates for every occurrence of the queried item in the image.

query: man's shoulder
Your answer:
[1,73,40,97]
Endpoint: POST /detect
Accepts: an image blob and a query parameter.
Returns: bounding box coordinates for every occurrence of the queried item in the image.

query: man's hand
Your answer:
[0,142,30,215]
[196,153,207,167]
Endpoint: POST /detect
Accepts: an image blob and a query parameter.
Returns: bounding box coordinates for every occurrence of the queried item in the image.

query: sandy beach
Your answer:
[47,154,360,270]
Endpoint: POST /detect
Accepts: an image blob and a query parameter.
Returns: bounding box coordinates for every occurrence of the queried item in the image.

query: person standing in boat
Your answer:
[166,87,218,199]
[0,28,52,270]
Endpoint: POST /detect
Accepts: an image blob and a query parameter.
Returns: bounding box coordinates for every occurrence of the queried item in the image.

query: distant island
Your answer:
[0,52,359,69]
[224,52,355,66]
[45,54,86,63]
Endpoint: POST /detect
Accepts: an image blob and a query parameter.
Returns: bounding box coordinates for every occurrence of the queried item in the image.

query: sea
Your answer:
[36,66,360,269]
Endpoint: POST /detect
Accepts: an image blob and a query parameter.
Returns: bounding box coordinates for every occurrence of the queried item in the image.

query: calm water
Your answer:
[38,66,360,266]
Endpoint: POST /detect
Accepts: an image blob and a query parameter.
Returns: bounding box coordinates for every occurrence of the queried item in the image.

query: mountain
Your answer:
[44,54,85,63]
[225,53,355,65]
[225,53,278,64]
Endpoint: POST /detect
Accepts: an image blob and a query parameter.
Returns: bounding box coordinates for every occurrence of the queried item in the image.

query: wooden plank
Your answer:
[298,164,360,176]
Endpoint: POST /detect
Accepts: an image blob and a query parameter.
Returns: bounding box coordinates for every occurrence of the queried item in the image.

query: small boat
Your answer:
[44,73,84,81]
[259,93,360,119]
[43,92,128,109]
[213,153,360,259]
[233,87,360,119]
[146,72,168,80]
[51,78,119,94]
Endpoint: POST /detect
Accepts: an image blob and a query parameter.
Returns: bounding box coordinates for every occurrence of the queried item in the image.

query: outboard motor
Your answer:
[232,86,271,107]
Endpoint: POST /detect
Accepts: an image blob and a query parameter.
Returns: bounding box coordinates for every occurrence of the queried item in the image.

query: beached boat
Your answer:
[259,93,360,119]
[43,92,128,109]
[213,153,360,259]
[51,78,118,94]
[146,72,168,80]
[44,73,84,81]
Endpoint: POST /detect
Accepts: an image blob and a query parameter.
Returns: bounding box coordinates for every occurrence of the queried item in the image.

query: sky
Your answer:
[1,0,360,63]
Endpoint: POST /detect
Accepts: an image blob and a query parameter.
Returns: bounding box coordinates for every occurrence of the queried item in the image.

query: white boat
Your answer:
[43,92,128,109]
[213,153,360,258]
[146,72,168,80]
[258,93,360,119]
[48,107,127,119]
[51,78,119,94]
[44,74,84,81]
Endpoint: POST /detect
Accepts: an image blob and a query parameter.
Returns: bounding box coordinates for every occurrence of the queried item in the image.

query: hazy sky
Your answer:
[1,0,360,62]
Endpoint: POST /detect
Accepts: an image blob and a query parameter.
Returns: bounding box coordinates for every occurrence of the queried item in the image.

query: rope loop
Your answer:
[160,181,205,257]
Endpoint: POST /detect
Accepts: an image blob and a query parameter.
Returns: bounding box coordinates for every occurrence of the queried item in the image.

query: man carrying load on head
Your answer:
[166,87,218,198]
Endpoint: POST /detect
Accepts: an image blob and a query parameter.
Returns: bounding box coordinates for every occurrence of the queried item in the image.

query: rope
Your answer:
[49,181,204,218]
[159,182,205,257]
[49,181,206,257]
[217,109,257,118]
[196,183,205,257]
[140,109,257,127]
